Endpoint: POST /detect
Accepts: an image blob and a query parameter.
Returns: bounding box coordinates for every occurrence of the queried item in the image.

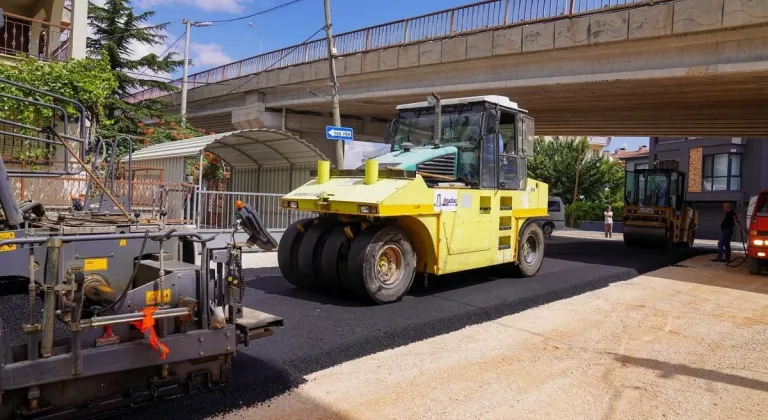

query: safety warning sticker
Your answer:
[145,289,172,305]
[0,232,16,252]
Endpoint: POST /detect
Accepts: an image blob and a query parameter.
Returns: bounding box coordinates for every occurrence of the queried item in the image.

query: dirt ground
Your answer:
[218,254,768,420]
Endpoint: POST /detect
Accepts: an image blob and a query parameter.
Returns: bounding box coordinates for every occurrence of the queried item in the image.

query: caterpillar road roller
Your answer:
[623,168,698,248]
[277,95,549,304]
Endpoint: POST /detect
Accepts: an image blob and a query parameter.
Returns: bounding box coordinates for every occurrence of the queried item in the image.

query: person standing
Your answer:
[604,205,614,238]
[713,202,739,262]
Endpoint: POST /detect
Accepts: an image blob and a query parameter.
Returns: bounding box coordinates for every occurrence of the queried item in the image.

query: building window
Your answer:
[635,163,649,170]
[703,153,741,191]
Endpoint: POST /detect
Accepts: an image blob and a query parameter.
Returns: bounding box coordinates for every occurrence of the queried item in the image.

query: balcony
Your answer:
[1,11,71,62]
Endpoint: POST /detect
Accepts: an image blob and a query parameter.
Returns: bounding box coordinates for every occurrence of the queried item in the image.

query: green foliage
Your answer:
[87,0,184,133]
[528,136,625,205]
[0,55,117,127]
[0,55,117,165]
[565,202,623,226]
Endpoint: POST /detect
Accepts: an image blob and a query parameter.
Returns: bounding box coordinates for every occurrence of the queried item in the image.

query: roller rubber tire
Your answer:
[347,225,416,304]
[297,219,338,288]
[319,226,353,293]
[511,223,545,277]
[277,218,313,288]
[748,258,762,275]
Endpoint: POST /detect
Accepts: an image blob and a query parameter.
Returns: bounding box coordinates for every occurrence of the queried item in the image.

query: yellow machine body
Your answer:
[281,164,548,275]
[622,167,699,247]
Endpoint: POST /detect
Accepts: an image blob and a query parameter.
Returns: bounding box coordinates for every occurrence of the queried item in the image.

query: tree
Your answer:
[0,55,117,126]
[528,136,625,205]
[87,0,183,134]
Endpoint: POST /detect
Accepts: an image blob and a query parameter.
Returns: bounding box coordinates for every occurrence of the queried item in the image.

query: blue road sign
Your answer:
[326,126,354,141]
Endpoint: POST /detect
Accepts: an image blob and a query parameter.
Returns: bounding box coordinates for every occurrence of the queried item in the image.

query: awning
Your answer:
[129,129,328,168]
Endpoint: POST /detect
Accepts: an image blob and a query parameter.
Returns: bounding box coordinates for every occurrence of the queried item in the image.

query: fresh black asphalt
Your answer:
[125,236,711,420]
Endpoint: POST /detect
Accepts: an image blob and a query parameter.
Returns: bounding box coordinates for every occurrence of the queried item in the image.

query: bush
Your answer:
[565,202,623,227]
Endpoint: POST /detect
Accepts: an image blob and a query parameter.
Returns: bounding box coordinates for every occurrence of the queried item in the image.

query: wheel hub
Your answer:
[376,245,403,286]
[523,234,538,265]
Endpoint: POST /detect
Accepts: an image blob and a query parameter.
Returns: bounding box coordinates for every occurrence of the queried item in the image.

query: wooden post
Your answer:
[365,28,371,50]
[449,10,455,35]
[568,0,575,15]
[403,19,409,43]
[503,0,510,25]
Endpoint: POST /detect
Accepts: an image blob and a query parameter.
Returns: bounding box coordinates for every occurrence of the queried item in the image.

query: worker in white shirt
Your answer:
[604,205,614,238]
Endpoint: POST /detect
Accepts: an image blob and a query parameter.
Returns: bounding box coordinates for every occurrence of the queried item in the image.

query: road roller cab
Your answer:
[747,190,768,275]
[623,168,698,248]
[278,95,549,304]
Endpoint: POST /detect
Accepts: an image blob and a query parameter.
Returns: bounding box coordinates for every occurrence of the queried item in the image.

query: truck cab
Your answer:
[368,95,535,191]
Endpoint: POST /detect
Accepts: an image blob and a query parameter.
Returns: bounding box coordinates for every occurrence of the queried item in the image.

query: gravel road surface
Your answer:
[216,253,768,420]
[115,236,708,420]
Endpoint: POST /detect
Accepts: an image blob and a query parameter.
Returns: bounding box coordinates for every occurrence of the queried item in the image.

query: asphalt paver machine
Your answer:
[623,168,698,248]
[277,95,549,304]
[0,78,282,418]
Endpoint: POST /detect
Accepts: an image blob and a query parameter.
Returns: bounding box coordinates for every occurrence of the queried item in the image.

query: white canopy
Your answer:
[130,128,328,168]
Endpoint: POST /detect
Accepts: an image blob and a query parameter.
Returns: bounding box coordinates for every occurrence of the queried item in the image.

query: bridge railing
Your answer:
[127,0,662,103]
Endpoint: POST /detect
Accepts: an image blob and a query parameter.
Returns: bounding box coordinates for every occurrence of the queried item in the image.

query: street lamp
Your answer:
[180,19,212,125]
[247,22,263,56]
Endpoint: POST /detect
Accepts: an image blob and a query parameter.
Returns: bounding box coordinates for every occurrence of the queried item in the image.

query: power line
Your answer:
[91,21,177,41]
[186,26,325,112]
[128,30,186,81]
[123,70,329,90]
[207,0,307,25]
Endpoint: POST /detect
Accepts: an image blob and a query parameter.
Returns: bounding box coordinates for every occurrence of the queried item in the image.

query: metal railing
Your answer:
[195,190,313,231]
[1,12,71,61]
[127,0,665,103]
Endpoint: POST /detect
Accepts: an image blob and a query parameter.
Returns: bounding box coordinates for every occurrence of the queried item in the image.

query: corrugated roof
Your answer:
[130,129,328,168]
[612,146,649,160]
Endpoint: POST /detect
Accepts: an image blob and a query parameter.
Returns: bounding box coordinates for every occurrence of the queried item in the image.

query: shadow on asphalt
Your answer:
[127,236,717,420]
[544,236,712,273]
[248,236,711,306]
[126,352,353,420]
[611,353,768,392]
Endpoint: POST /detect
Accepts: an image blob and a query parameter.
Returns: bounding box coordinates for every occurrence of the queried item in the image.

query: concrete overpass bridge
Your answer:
[129,0,768,163]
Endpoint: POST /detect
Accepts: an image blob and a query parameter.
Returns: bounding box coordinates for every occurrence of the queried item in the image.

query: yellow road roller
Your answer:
[278,95,549,303]
[623,168,698,248]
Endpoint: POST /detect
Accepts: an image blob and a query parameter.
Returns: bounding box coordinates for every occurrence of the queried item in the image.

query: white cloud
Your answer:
[137,0,252,13]
[190,42,233,67]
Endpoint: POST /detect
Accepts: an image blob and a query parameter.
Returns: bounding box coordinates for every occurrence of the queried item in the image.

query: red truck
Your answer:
[748,190,768,275]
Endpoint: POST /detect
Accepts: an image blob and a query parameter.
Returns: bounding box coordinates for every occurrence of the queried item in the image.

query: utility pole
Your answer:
[247,22,263,55]
[570,139,584,227]
[180,19,212,126]
[323,0,343,168]
[180,20,192,126]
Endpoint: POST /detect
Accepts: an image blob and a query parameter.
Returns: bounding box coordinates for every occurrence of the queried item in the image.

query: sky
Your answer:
[100,0,649,151]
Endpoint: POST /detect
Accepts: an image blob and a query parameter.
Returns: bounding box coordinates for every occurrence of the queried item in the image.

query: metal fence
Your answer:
[127,0,667,102]
[1,12,70,61]
[195,190,313,231]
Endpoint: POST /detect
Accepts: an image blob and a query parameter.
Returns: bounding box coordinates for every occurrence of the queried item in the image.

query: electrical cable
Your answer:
[726,208,750,268]
[207,0,307,25]
[93,230,150,315]
[189,26,325,111]
[129,30,187,81]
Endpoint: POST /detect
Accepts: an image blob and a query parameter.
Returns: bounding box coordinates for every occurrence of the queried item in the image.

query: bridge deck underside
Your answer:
[285,72,768,137]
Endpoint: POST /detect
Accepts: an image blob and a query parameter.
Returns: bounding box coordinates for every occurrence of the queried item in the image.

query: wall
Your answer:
[624,157,649,171]
[649,137,768,202]
[649,137,768,240]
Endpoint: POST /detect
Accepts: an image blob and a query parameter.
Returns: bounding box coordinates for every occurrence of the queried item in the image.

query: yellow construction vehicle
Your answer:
[623,168,698,248]
[277,95,549,304]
